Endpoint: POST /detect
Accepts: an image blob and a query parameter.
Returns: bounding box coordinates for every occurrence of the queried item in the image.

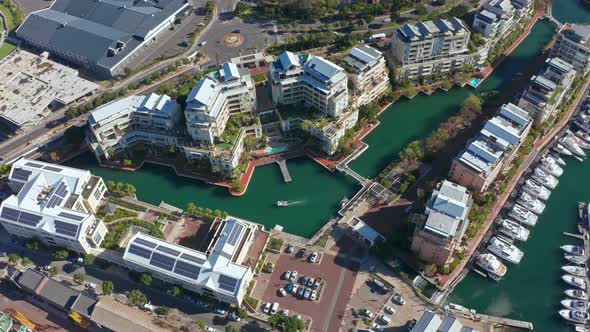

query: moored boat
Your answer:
[554,143,574,156]
[539,157,564,177]
[508,204,538,227]
[475,253,507,280]
[517,192,545,215]
[498,219,530,241]
[566,289,588,300]
[563,265,588,277]
[575,130,590,144]
[532,168,558,189]
[561,299,590,311]
[562,245,586,256]
[559,310,590,324]
[487,237,523,264]
[561,135,586,157]
[563,275,588,290]
[565,254,587,265]
[522,179,551,201]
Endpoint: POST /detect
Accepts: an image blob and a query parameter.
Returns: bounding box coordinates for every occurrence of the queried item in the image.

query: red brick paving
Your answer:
[244,230,269,268]
[260,253,358,332]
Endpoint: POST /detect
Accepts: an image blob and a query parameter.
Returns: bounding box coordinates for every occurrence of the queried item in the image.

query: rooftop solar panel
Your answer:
[180,253,206,265]
[174,260,201,280]
[25,162,44,168]
[134,238,158,248]
[1,207,20,221]
[55,182,68,197]
[128,244,153,259]
[43,166,63,173]
[18,211,42,227]
[58,212,85,221]
[227,223,244,246]
[54,220,79,237]
[218,275,238,293]
[12,168,32,182]
[156,245,181,257]
[150,252,176,271]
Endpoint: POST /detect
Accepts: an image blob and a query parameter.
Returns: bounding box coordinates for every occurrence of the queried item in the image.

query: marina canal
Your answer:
[67,17,556,238]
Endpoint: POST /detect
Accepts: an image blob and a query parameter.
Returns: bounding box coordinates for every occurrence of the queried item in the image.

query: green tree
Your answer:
[53,249,70,260]
[0,163,11,176]
[139,272,152,286]
[123,183,136,196]
[102,280,114,295]
[462,94,482,114]
[127,289,148,307]
[195,320,207,331]
[155,306,170,315]
[268,314,305,331]
[237,308,248,319]
[74,273,86,283]
[358,102,380,121]
[225,326,239,332]
[48,266,58,276]
[8,254,19,264]
[26,238,41,251]
[399,140,425,161]
[414,4,427,15]
[84,254,96,265]
[21,257,32,266]
[171,286,182,297]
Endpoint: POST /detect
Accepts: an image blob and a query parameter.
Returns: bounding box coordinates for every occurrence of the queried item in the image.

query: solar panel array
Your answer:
[54,220,79,237]
[174,260,201,280]
[218,275,239,292]
[46,182,69,209]
[128,244,153,259]
[58,212,85,221]
[1,208,42,227]
[180,253,206,264]
[227,223,244,246]
[156,245,181,257]
[43,165,62,173]
[150,252,175,271]
[134,238,158,248]
[12,168,32,182]
[25,162,44,168]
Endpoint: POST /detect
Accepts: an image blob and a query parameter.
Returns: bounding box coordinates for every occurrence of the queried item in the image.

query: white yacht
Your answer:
[575,130,590,144]
[539,157,564,177]
[276,201,288,207]
[532,168,559,189]
[554,143,574,156]
[475,253,507,280]
[562,299,590,311]
[523,179,551,201]
[561,135,586,157]
[563,275,588,290]
[487,237,524,264]
[547,153,566,165]
[498,219,530,241]
[563,266,587,277]
[565,254,587,265]
[559,310,590,324]
[562,245,586,256]
[517,192,545,215]
[508,204,539,227]
[566,289,588,300]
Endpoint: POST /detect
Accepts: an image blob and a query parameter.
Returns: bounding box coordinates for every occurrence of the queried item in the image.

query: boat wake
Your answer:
[288,200,305,206]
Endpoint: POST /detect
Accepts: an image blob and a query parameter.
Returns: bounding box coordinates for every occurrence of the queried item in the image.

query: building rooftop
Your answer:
[411,310,479,332]
[16,0,190,71]
[13,269,87,311]
[90,297,168,332]
[459,137,504,174]
[303,55,346,85]
[424,212,461,239]
[343,46,383,73]
[88,95,145,126]
[397,17,468,42]
[428,180,470,220]
[350,217,385,245]
[0,49,99,129]
[563,24,590,46]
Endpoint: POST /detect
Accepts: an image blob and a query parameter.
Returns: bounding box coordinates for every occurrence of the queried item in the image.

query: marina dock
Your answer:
[276,159,292,183]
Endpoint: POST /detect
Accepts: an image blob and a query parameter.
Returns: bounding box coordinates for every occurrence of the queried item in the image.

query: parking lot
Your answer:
[258,246,358,332]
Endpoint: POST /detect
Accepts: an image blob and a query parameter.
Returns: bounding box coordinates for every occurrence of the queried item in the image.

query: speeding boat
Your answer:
[563,275,587,290]
[554,143,574,156]
[276,201,289,207]
[561,299,590,311]
[498,219,530,241]
[508,204,539,227]
[487,237,523,264]
[523,179,551,201]
[561,135,586,157]
[532,168,559,189]
[563,265,587,277]
[517,192,545,215]
[565,254,587,265]
[475,253,507,280]
[559,310,590,324]
[562,245,586,256]
[566,289,588,300]
[539,157,564,177]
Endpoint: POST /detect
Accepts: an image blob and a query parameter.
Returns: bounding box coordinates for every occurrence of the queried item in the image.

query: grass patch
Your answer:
[101,219,164,249]
[0,42,16,60]
[108,197,148,212]
[0,4,15,31]
[104,209,138,223]
[252,73,267,83]
[214,142,233,150]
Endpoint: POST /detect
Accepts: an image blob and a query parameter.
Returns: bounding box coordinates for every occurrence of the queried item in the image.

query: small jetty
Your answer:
[276,159,292,183]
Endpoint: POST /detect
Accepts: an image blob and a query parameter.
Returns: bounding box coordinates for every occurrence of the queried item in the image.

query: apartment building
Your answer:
[450,103,532,192]
[123,218,257,306]
[185,63,256,146]
[87,93,182,160]
[270,52,349,117]
[551,24,590,74]
[411,180,472,266]
[517,57,577,123]
[343,46,390,107]
[472,0,531,39]
[391,17,472,81]
[184,127,247,172]
[306,109,359,155]
[0,159,108,254]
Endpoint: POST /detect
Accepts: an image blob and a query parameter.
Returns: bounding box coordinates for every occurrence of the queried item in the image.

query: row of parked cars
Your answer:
[285,245,319,263]
[280,271,322,300]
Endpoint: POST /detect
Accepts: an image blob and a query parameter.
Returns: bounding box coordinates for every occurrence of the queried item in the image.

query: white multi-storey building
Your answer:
[0,159,108,254]
[87,93,182,160]
[270,52,349,117]
[185,63,256,147]
[343,46,390,107]
[472,0,517,39]
[391,17,472,81]
[517,57,577,123]
[123,218,256,306]
[551,24,590,74]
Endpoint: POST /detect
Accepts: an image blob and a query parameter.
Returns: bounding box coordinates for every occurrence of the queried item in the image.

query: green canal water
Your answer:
[450,2,590,331]
[66,20,555,238]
